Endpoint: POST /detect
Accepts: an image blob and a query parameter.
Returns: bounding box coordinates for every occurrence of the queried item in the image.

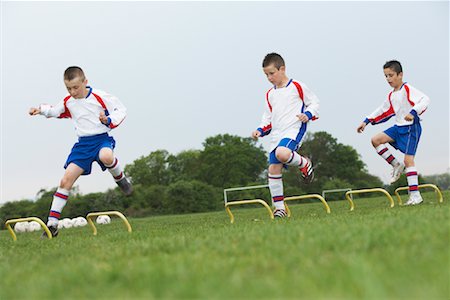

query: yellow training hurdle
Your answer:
[225,199,274,224]
[284,194,331,217]
[224,194,331,223]
[4,217,51,241]
[394,184,443,205]
[86,211,132,235]
[345,188,395,211]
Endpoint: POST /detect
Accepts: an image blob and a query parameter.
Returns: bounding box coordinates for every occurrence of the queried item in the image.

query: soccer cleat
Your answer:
[41,225,59,239]
[404,194,423,206]
[300,157,314,184]
[273,209,288,218]
[116,177,133,196]
[390,163,405,184]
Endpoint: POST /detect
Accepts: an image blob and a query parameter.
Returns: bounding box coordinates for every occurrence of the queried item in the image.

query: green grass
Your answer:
[0,191,448,299]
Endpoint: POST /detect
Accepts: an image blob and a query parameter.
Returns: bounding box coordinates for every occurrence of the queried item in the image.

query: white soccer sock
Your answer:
[48,187,69,226]
[269,173,285,210]
[375,144,399,167]
[405,167,420,196]
[285,151,308,168]
[105,157,124,181]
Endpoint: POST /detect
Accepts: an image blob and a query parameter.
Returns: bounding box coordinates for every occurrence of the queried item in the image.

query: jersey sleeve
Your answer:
[365,95,395,125]
[257,108,272,137]
[256,90,273,137]
[405,84,430,117]
[102,93,127,129]
[39,101,66,118]
[302,83,320,120]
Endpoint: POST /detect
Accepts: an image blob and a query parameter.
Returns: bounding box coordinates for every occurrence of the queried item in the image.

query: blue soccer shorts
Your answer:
[384,123,422,155]
[64,133,116,175]
[269,138,300,164]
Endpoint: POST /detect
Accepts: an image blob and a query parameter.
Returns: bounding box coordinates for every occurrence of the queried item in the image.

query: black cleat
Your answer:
[300,157,314,184]
[273,209,288,218]
[41,225,58,239]
[116,177,133,196]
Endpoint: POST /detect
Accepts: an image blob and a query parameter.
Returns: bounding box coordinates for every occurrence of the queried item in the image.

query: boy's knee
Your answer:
[371,136,381,147]
[275,147,291,163]
[59,177,72,190]
[99,149,114,166]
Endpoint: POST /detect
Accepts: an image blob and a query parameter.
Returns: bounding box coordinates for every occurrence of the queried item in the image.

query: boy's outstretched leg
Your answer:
[42,163,84,238]
[372,133,404,183]
[99,148,133,196]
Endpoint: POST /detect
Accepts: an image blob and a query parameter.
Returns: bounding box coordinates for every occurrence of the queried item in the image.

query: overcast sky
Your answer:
[1,1,449,204]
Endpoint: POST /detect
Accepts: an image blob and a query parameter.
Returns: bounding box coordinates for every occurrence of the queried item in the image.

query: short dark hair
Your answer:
[262,53,285,69]
[64,66,85,81]
[383,60,402,74]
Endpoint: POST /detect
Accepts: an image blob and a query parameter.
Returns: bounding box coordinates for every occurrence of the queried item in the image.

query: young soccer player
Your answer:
[357,60,430,205]
[29,66,133,237]
[252,53,320,218]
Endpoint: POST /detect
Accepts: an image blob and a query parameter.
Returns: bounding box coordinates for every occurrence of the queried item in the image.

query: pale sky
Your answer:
[1,1,449,204]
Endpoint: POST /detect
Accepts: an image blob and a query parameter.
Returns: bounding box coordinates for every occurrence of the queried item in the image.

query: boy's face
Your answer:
[64,76,88,99]
[263,64,286,86]
[384,68,403,89]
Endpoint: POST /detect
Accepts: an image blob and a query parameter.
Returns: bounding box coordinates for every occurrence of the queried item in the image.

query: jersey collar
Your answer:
[273,79,292,89]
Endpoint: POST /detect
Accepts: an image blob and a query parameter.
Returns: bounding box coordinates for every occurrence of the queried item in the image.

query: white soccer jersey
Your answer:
[365,83,430,126]
[257,79,320,151]
[39,87,126,137]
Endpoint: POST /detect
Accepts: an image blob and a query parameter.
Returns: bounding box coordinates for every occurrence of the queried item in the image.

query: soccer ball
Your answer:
[96,215,111,225]
[58,220,65,229]
[62,218,74,229]
[14,222,30,233]
[28,221,42,232]
[72,217,88,227]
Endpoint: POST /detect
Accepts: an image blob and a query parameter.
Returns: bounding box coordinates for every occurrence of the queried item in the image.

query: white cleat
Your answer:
[390,163,405,184]
[404,194,423,206]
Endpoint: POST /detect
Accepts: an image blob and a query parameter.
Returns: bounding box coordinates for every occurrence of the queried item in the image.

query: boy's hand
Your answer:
[404,113,414,121]
[251,130,261,140]
[357,122,366,133]
[29,107,41,116]
[99,111,109,125]
[296,113,309,123]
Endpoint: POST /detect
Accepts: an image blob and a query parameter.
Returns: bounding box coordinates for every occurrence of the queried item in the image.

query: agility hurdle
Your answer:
[224,184,269,205]
[345,188,395,211]
[225,199,274,224]
[224,185,332,222]
[394,184,443,205]
[224,185,273,223]
[86,211,132,235]
[5,217,51,241]
[284,194,331,217]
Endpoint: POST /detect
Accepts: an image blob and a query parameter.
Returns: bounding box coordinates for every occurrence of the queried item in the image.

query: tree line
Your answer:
[1,131,446,227]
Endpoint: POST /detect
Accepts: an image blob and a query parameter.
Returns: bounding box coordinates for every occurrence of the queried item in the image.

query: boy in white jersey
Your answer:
[357,60,430,205]
[252,53,320,218]
[29,66,133,237]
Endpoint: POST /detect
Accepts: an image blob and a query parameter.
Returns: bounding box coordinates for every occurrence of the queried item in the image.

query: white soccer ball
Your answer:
[72,217,88,227]
[58,220,65,229]
[14,222,30,233]
[96,215,111,225]
[62,218,74,229]
[28,221,42,232]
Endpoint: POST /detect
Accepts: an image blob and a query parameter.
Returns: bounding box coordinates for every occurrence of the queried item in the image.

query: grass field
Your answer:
[0,191,448,299]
